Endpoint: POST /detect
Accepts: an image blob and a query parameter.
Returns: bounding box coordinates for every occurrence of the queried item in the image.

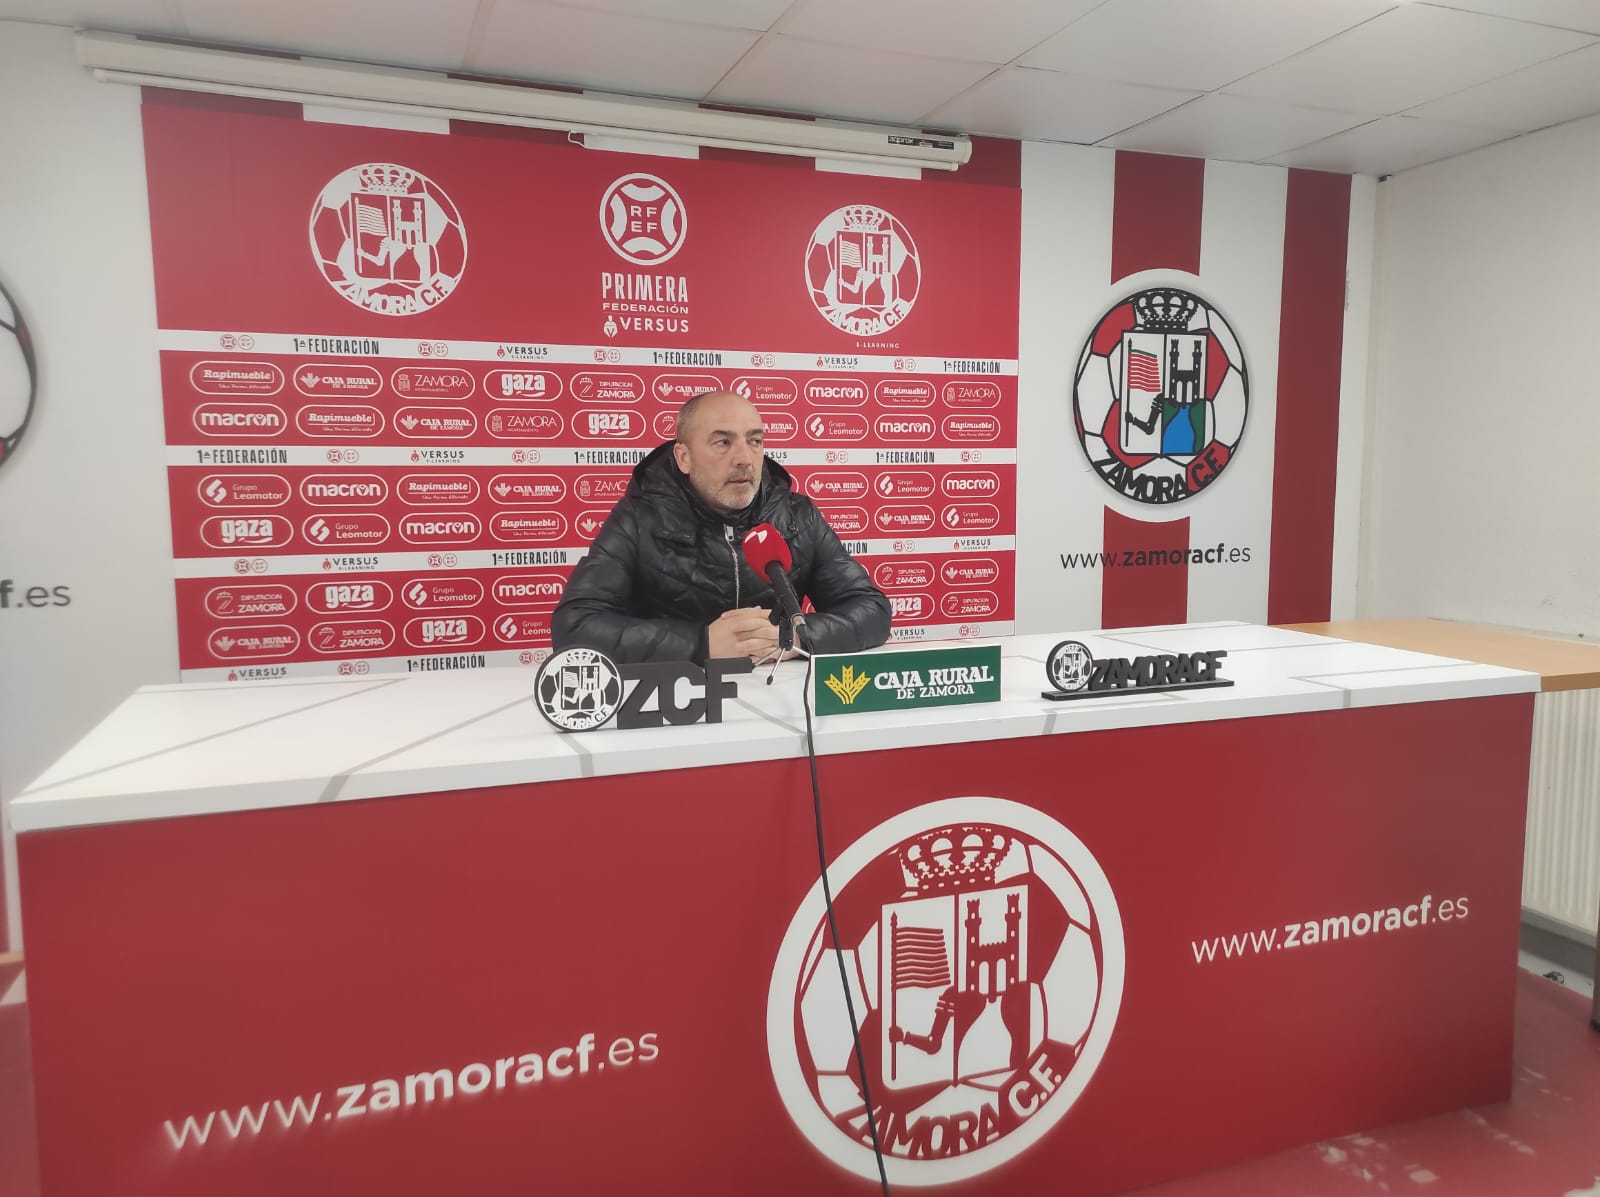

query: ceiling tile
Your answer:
[778,0,1099,65]
[1103,92,1371,162]
[182,0,474,67]
[474,2,760,98]
[1416,0,1600,35]
[1406,42,1600,131]
[1268,114,1509,175]
[1226,4,1596,116]
[0,1,185,32]
[923,65,1198,144]
[1018,0,1394,92]
[542,0,794,32]
[708,35,995,124]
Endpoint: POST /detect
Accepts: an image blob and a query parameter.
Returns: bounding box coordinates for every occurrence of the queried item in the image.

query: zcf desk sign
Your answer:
[1042,640,1231,701]
[534,647,752,731]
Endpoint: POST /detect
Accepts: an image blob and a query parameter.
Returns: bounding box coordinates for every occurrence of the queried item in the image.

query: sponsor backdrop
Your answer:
[21,696,1531,1195]
[142,91,1021,681]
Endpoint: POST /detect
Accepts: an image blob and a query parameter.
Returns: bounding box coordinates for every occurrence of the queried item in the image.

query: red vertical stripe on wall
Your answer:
[1102,152,1205,627]
[1104,508,1190,627]
[1110,152,1204,283]
[1267,170,1351,624]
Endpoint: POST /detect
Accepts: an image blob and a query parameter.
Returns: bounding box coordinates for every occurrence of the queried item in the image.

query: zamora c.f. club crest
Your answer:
[309,162,467,316]
[1074,287,1249,505]
[769,799,1124,1185]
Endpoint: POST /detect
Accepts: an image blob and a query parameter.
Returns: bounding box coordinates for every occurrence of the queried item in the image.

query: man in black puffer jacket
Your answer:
[552,390,891,664]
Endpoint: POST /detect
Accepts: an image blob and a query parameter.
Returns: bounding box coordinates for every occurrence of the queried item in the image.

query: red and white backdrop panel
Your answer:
[140,90,1022,681]
[1016,145,1352,633]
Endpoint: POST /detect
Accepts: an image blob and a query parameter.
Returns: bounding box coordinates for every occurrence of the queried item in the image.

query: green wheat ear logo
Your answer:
[824,664,871,705]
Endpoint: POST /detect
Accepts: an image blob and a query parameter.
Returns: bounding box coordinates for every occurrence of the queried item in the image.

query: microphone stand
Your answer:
[755,608,809,684]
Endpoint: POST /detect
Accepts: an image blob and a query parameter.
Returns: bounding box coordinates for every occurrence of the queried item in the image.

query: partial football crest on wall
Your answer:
[0,278,37,472]
[1074,287,1249,505]
[309,163,467,316]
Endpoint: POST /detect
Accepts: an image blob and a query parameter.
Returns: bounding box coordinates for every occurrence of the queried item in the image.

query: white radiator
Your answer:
[1523,689,1600,939]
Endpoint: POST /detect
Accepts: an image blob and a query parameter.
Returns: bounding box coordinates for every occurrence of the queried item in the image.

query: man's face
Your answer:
[673,393,765,516]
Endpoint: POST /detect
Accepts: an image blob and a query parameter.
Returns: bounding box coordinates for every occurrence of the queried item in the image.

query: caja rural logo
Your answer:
[806,205,920,337]
[769,798,1123,1184]
[1074,287,1249,505]
[310,163,467,315]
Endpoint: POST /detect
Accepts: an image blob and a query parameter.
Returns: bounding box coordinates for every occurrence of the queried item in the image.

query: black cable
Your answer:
[802,652,892,1197]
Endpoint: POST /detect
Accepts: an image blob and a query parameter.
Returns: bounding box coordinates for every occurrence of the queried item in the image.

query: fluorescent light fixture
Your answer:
[75,30,973,172]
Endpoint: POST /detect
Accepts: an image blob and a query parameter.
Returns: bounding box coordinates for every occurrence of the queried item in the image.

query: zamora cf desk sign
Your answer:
[534,648,751,731]
[814,645,1002,715]
[1043,640,1230,701]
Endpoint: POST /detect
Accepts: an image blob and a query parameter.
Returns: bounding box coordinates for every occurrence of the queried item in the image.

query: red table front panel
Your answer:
[19,695,1532,1196]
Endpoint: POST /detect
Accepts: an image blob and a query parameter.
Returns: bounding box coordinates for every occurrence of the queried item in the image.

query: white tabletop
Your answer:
[11,622,1538,832]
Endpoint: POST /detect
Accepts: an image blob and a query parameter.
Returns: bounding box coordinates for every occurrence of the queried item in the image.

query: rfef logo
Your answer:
[1074,287,1249,505]
[310,162,466,316]
[768,799,1124,1184]
[600,174,687,266]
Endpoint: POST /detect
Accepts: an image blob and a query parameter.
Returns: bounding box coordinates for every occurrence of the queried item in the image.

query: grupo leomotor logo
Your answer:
[600,173,687,266]
[310,163,467,316]
[805,204,920,337]
[768,798,1123,1185]
[1074,287,1249,505]
[0,277,37,472]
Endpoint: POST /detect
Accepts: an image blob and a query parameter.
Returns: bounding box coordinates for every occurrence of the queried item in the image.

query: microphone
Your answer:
[742,523,805,631]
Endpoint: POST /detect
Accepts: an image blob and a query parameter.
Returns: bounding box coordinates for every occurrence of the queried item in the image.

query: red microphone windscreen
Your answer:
[741,523,792,574]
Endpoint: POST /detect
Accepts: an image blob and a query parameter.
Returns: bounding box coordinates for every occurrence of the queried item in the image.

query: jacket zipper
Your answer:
[724,524,740,607]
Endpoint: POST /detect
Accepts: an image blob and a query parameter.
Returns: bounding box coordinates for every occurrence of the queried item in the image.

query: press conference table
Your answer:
[13,623,1539,1197]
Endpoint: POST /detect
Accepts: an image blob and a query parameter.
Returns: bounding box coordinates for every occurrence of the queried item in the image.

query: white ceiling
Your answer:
[6,0,1600,175]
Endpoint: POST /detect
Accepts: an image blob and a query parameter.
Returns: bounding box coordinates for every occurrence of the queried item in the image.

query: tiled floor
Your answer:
[2,967,1596,1196]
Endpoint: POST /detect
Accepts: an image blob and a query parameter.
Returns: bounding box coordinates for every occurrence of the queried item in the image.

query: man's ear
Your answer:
[672,442,690,474]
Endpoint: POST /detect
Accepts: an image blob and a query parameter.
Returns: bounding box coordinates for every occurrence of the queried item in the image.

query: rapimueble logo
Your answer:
[768,798,1124,1184]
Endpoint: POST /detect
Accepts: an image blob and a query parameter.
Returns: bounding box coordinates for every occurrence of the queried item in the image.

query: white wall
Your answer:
[0,22,177,951]
[1364,113,1600,633]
